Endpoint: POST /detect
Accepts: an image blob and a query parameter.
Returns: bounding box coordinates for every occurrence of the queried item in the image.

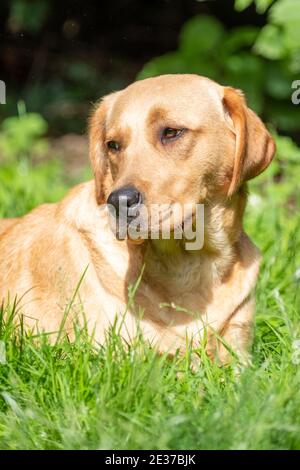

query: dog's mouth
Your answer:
[108,202,198,244]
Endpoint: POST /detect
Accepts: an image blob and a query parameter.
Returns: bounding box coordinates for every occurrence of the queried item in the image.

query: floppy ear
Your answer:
[223,87,276,197]
[89,93,118,204]
[89,99,109,204]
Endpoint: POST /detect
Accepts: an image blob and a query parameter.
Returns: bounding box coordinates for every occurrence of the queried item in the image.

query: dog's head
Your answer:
[89,74,275,240]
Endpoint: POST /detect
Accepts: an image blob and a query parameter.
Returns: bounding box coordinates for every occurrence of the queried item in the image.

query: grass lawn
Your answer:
[0,138,299,450]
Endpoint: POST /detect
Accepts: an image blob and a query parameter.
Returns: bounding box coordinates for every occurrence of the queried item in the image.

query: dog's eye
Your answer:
[161,128,184,143]
[107,140,120,152]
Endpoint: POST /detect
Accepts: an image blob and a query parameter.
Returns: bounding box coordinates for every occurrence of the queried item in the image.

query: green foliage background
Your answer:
[138,0,300,135]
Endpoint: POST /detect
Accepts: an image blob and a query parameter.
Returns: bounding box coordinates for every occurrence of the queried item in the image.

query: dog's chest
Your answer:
[143,247,214,305]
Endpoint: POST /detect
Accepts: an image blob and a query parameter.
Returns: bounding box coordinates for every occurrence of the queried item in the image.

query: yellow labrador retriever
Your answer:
[0,75,275,362]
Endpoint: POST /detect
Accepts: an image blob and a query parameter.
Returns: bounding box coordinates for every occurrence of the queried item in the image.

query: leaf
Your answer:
[283,24,300,51]
[221,27,259,57]
[235,0,253,11]
[235,0,274,13]
[270,0,300,25]
[137,52,219,81]
[254,24,286,59]
[179,15,224,58]
[255,0,275,13]
[137,52,189,80]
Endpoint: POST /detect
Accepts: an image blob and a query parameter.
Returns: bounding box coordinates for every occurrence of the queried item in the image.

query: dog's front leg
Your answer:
[206,296,255,366]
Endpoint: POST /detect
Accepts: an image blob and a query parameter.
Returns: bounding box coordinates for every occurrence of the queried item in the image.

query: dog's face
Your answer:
[89,74,275,238]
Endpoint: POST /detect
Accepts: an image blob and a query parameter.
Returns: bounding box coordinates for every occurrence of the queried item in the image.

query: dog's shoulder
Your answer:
[237,231,262,272]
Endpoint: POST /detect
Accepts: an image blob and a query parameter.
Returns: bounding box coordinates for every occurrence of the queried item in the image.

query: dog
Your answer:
[0,74,275,363]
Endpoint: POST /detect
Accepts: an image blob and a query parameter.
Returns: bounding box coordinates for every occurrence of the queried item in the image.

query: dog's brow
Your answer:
[147,106,168,127]
[105,125,132,147]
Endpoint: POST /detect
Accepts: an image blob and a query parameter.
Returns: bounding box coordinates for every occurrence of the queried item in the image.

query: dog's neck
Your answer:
[142,190,247,297]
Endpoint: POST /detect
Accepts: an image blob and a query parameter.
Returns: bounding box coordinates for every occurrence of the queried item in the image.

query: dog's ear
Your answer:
[88,93,118,204]
[222,87,276,197]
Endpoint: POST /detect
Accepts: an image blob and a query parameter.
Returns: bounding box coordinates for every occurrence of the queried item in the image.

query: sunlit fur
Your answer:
[0,74,275,363]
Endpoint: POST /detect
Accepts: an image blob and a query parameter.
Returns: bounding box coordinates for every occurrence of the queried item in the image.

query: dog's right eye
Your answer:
[161,127,185,144]
[107,140,121,152]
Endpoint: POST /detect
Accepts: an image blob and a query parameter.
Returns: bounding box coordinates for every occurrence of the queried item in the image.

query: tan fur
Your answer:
[0,218,18,235]
[0,75,275,362]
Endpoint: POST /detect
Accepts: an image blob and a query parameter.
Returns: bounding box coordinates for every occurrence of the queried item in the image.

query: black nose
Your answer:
[107,186,142,216]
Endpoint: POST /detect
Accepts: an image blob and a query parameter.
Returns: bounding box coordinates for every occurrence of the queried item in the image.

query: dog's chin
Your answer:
[128,211,195,241]
[151,211,195,235]
[110,208,196,244]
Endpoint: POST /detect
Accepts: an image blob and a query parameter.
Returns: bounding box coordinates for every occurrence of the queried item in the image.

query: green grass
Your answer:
[0,137,299,450]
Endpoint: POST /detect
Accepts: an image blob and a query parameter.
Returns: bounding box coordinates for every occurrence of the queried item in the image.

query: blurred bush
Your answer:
[0,104,67,217]
[138,0,300,135]
[0,101,48,161]
[2,0,299,138]
[237,0,300,71]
